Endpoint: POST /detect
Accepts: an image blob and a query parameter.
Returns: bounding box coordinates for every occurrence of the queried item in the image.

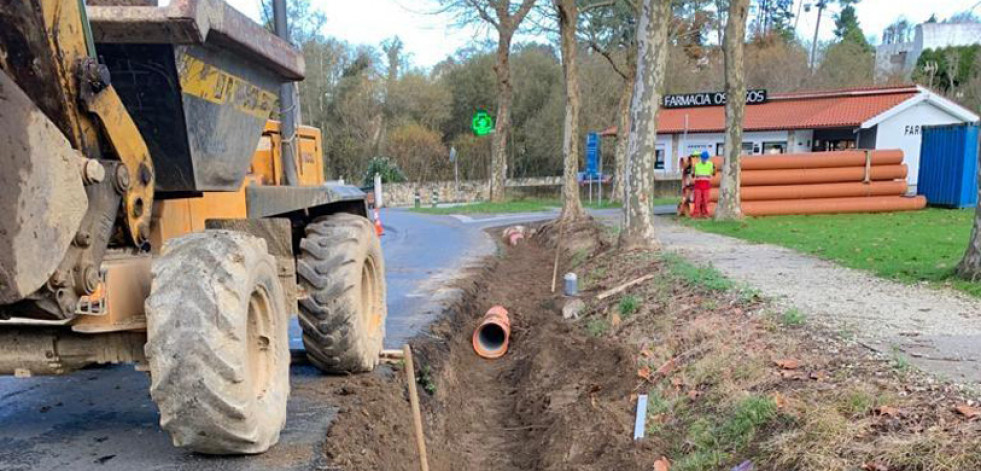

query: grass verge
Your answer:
[574,239,981,470]
[682,209,980,297]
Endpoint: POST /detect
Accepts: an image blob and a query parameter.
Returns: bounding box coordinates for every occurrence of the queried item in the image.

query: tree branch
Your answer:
[464,0,500,29]
[513,0,538,24]
[581,0,618,13]
[588,40,629,80]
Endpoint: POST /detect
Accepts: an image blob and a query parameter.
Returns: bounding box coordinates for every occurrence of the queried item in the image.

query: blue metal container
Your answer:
[918,123,980,208]
[563,273,578,297]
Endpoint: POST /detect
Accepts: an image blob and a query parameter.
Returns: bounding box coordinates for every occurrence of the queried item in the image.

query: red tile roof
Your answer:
[600,85,920,136]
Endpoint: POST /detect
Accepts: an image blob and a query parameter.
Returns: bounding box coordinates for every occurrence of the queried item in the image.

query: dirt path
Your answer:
[656,216,981,385]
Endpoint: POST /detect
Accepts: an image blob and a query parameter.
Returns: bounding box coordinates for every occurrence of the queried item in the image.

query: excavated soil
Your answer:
[324,219,981,470]
[325,223,660,470]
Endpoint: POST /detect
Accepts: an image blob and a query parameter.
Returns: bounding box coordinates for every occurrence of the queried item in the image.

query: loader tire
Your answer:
[297,213,386,373]
[145,231,290,455]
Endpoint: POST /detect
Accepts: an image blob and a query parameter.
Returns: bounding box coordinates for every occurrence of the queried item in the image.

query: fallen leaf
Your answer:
[772,392,787,409]
[671,377,684,389]
[774,358,800,370]
[656,358,677,376]
[861,462,889,471]
[629,393,638,403]
[955,405,981,419]
[809,370,829,381]
[779,370,803,380]
[654,457,671,471]
[637,366,652,381]
[687,390,701,401]
[640,347,653,358]
[875,406,900,417]
[611,313,622,328]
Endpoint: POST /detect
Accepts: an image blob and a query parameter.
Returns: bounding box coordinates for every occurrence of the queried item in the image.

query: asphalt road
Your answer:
[0,208,573,471]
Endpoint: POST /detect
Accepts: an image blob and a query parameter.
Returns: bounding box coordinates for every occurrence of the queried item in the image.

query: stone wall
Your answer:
[379,176,680,207]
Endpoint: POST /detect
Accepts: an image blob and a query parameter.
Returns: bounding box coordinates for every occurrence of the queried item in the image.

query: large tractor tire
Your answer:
[145,231,290,455]
[297,213,386,373]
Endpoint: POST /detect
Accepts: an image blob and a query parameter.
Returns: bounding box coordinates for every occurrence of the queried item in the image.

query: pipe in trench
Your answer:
[472,306,510,359]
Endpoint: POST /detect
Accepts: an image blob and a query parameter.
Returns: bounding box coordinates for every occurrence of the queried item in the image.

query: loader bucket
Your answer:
[87,0,305,193]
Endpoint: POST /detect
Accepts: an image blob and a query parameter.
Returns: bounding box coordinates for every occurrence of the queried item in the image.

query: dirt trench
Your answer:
[326,228,659,470]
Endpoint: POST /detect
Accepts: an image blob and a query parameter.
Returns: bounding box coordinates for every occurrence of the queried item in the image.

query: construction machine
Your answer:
[0,0,386,454]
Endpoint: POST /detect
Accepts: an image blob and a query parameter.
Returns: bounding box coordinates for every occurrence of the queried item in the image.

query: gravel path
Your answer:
[655,216,981,385]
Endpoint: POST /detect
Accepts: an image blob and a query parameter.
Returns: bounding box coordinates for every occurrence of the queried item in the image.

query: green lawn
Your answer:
[683,209,981,297]
[409,196,680,215]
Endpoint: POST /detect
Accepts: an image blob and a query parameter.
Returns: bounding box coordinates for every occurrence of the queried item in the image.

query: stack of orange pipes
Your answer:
[679,150,927,217]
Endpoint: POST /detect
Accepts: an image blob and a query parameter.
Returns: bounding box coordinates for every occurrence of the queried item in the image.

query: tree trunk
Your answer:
[557,0,586,222]
[957,159,981,280]
[490,31,514,203]
[612,69,633,204]
[619,0,671,249]
[715,0,749,221]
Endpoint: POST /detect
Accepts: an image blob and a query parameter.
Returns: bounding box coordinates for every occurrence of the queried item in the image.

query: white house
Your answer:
[875,22,981,81]
[602,85,979,188]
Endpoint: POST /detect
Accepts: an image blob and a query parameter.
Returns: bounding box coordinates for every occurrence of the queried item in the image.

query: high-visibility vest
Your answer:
[693,161,714,178]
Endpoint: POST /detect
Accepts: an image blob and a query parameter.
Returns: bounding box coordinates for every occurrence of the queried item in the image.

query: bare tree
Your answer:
[376,37,403,155]
[619,0,671,249]
[438,0,538,201]
[714,0,749,220]
[957,158,981,281]
[581,1,638,204]
[555,0,587,222]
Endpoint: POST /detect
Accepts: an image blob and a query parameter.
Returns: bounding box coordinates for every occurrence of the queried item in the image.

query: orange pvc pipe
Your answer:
[473,306,510,359]
[701,196,926,217]
[682,150,904,171]
[709,165,907,187]
[708,181,908,202]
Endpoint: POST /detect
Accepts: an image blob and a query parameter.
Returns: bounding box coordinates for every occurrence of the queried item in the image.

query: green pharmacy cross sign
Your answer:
[471,109,495,136]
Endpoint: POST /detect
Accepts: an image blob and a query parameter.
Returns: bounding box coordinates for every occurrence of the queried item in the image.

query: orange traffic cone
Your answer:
[373,207,384,236]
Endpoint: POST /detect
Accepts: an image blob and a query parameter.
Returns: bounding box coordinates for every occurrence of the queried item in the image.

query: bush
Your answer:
[362,156,407,186]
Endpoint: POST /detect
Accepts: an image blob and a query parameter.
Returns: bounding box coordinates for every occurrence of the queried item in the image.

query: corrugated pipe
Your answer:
[472,306,510,359]
[697,195,927,216]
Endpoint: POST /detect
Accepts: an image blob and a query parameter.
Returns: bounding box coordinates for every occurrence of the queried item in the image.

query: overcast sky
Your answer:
[215,0,980,68]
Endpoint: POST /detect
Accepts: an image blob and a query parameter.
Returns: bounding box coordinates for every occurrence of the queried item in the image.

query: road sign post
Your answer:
[586,132,599,205]
[450,146,459,194]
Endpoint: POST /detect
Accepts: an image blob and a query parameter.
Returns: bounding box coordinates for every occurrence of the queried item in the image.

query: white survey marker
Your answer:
[633,394,648,440]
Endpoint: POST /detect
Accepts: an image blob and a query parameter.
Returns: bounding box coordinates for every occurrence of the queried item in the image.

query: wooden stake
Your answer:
[596,274,655,300]
[402,344,430,471]
[551,223,567,293]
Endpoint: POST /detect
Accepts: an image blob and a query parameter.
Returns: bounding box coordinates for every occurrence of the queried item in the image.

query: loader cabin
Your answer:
[601,85,980,190]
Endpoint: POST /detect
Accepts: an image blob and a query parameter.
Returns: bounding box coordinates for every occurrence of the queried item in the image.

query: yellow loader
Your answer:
[0,0,386,454]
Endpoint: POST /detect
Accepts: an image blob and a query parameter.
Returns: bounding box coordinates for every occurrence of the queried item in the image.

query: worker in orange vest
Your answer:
[691,151,715,218]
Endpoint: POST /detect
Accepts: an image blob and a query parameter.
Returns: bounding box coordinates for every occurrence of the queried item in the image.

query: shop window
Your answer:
[741,142,755,155]
[763,141,787,154]
[812,139,856,152]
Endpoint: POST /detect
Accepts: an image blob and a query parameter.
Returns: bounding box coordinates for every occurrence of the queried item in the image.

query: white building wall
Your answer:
[655,130,803,174]
[876,23,981,81]
[788,129,814,153]
[875,42,914,81]
[873,100,966,186]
